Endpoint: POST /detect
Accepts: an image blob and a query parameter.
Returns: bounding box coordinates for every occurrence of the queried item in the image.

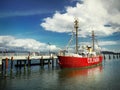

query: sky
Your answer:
[0,0,120,53]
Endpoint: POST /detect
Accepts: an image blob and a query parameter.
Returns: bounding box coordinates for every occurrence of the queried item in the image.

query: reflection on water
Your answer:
[0,57,120,90]
[58,65,102,78]
[57,65,103,90]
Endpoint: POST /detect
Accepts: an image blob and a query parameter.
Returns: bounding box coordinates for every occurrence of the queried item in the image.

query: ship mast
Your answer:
[74,19,79,54]
[92,31,95,51]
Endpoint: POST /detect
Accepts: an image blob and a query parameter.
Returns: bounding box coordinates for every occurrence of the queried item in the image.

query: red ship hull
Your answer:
[58,55,103,68]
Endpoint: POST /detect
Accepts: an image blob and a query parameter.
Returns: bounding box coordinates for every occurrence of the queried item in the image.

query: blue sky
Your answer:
[0,0,120,52]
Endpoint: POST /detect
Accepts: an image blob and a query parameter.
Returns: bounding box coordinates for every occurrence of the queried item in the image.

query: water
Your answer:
[0,56,120,90]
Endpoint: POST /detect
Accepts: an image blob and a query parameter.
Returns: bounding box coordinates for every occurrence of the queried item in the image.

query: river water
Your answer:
[0,55,120,90]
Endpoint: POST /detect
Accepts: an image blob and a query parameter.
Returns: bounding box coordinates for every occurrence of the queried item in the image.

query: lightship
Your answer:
[58,19,103,68]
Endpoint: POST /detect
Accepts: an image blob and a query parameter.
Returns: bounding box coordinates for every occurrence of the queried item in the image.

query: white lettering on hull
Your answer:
[87,57,99,63]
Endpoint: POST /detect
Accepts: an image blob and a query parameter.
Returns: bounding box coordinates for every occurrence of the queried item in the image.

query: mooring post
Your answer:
[48,59,50,67]
[113,55,115,59]
[24,60,26,68]
[48,56,51,67]
[11,56,13,71]
[40,56,44,67]
[5,57,8,76]
[10,58,13,78]
[56,59,58,66]
[109,54,111,60]
[28,56,30,67]
[104,54,106,60]
[52,56,54,67]
[0,56,3,70]
[17,60,19,67]
[2,61,4,71]
[20,60,22,69]
[117,54,118,59]
[5,57,8,70]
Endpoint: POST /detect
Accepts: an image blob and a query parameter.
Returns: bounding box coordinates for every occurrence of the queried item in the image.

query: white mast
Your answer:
[92,31,95,51]
[74,19,79,54]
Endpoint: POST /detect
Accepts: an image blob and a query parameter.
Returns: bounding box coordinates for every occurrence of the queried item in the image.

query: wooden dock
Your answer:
[0,54,58,72]
[103,53,120,60]
[1,55,57,60]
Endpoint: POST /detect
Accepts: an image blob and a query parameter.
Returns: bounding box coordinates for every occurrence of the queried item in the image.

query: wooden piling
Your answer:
[20,60,22,69]
[5,57,8,76]
[104,55,106,60]
[0,57,2,70]
[52,56,54,67]
[117,54,118,59]
[48,60,50,67]
[39,58,41,65]
[5,57,8,71]
[48,57,51,67]
[11,56,13,70]
[40,56,44,67]
[113,55,115,59]
[24,60,26,68]
[28,56,30,67]
[2,61,4,70]
[56,59,58,66]
[17,60,19,66]
[109,55,111,59]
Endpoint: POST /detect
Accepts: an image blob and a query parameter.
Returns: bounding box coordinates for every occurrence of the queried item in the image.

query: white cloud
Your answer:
[80,40,118,46]
[41,0,120,37]
[0,36,59,52]
[98,41,118,46]
[1,36,117,52]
